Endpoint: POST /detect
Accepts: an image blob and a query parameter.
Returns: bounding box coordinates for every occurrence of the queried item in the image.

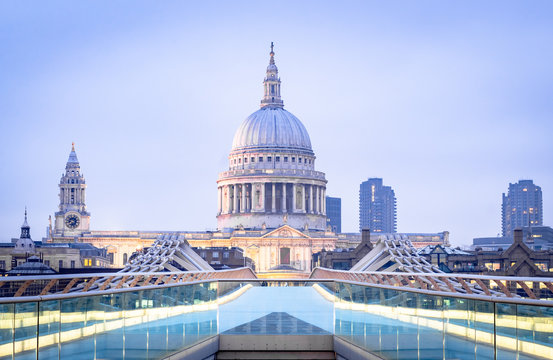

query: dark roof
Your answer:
[7,256,56,275]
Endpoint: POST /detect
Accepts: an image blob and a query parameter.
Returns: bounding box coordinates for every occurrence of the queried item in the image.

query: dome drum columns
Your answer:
[216,180,327,230]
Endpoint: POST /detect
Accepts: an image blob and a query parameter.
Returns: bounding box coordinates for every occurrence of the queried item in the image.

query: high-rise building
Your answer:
[502,180,543,237]
[359,178,397,233]
[325,196,341,233]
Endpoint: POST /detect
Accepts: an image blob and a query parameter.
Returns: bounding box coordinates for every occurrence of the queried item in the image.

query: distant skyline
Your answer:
[1,1,552,246]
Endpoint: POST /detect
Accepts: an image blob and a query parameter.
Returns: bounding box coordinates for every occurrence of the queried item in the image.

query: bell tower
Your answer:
[53,143,91,236]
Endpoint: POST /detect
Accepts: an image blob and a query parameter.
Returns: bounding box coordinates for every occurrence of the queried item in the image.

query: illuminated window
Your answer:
[535,262,548,271]
[484,262,501,271]
[523,188,527,191]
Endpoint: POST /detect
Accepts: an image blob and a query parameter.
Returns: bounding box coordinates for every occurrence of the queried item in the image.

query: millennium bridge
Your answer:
[1,234,552,359]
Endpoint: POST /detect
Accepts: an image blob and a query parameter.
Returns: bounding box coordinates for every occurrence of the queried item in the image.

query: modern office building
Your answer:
[502,179,543,237]
[473,225,553,251]
[325,196,341,233]
[359,178,397,233]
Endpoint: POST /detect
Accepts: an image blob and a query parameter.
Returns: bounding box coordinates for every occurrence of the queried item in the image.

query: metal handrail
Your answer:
[310,267,553,301]
[0,267,257,299]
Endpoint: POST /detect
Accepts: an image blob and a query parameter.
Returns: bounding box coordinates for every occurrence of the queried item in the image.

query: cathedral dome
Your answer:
[231,107,312,153]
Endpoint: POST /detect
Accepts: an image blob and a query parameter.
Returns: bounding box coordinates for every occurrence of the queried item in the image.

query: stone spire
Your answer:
[20,207,30,239]
[260,42,284,109]
[67,142,79,165]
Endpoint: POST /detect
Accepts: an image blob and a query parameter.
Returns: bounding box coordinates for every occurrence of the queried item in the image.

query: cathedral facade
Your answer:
[46,45,445,272]
[48,45,340,272]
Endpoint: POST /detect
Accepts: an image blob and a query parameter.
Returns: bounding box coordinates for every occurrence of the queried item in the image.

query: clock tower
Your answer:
[53,143,91,236]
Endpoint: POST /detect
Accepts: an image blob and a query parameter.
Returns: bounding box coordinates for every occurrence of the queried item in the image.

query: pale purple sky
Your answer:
[1,1,552,246]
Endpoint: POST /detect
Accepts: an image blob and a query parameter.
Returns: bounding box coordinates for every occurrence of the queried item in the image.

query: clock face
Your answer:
[65,214,80,229]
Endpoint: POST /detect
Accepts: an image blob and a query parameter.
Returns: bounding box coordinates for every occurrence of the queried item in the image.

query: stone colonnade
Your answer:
[217,182,326,216]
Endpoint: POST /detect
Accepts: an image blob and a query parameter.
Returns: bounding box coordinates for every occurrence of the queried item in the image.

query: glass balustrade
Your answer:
[0,279,552,359]
[333,282,553,360]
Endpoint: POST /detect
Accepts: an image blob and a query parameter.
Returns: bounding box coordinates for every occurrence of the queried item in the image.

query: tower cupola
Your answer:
[20,207,31,239]
[14,208,35,253]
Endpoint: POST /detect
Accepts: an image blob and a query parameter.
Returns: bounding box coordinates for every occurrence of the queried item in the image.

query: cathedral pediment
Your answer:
[262,225,310,239]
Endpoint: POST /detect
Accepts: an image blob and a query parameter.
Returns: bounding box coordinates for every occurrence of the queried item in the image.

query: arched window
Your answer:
[71,179,75,184]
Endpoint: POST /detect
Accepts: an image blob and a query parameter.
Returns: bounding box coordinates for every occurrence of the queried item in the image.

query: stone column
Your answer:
[233,185,238,213]
[224,185,228,213]
[298,185,304,212]
[241,184,246,213]
[247,184,251,211]
[272,183,276,213]
[265,245,270,272]
[322,188,326,215]
[314,186,318,214]
[260,183,266,211]
[292,184,296,213]
[226,185,230,213]
[220,186,224,213]
[282,183,287,212]
[217,187,221,214]
[309,185,313,213]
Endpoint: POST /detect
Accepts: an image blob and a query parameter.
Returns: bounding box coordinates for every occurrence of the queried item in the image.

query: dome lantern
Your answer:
[260,42,284,109]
